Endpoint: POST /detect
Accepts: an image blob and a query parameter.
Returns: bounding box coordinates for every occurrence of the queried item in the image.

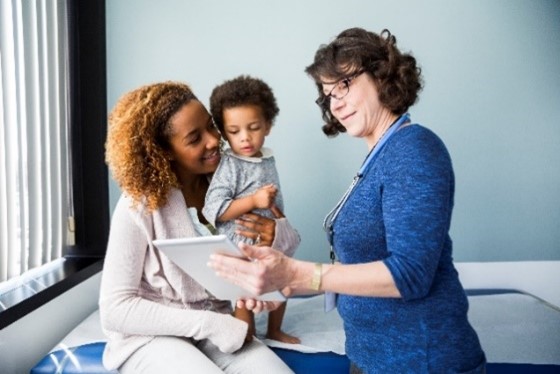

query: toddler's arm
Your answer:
[217,184,277,222]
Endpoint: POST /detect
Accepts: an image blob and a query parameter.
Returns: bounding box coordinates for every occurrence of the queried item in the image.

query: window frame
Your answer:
[0,0,108,330]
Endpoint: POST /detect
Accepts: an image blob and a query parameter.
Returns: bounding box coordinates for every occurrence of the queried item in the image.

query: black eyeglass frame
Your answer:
[315,70,365,108]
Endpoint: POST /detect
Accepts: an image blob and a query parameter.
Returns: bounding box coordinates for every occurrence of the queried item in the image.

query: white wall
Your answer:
[106,0,560,262]
[0,273,101,374]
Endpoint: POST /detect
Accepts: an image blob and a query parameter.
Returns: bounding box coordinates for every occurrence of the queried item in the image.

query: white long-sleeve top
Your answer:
[99,188,300,369]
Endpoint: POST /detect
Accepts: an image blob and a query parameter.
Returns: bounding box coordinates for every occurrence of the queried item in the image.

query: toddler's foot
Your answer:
[266,330,301,344]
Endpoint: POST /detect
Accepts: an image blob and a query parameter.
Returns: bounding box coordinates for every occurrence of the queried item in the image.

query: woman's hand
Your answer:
[235,204,285,246]
[209,242,294,296]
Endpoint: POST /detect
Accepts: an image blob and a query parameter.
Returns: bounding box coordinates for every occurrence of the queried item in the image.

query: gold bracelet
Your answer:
[310,263,322,291]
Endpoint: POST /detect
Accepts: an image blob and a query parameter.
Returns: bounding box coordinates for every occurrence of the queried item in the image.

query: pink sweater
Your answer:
[99,188,299,369]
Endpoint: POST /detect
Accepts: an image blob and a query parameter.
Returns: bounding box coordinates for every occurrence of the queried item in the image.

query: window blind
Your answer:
[0,0,71,283]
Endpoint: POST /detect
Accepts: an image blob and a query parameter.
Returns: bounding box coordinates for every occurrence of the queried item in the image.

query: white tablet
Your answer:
[152,235,286,301]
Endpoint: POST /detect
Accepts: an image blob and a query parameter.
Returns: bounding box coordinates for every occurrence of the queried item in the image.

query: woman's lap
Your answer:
[198,338,293,374]
[119,336,293,374]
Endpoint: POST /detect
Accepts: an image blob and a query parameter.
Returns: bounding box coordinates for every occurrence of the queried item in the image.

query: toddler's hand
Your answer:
[252,184,277,209]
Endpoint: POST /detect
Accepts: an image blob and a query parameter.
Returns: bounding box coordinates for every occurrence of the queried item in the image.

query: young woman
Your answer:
[100,81,298,373]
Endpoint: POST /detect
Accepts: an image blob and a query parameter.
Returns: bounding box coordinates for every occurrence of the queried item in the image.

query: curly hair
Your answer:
[105,81,198,212]
[305,28,423,137]
[209,75,279,136]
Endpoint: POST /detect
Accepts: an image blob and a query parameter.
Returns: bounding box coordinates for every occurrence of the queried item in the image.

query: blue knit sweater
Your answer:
[332,124,485,373]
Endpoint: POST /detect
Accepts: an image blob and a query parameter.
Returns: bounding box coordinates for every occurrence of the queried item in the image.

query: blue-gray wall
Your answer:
[106,0,560,262]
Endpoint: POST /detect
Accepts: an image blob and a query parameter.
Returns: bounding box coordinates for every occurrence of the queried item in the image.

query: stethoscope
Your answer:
[322,113,411,263]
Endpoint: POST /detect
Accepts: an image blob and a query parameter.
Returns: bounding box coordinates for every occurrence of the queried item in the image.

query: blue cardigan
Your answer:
[332,124,485,373]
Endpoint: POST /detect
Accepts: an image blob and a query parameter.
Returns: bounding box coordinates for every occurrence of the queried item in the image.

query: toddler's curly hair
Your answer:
[209,75,279,136]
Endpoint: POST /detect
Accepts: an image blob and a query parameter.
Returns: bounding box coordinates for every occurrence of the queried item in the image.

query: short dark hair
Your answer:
[305,28,423,137]
[210,75,279,135]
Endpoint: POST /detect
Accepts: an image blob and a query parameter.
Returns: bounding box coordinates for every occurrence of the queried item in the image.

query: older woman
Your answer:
[100,81,298,373]
[209,28,486,373]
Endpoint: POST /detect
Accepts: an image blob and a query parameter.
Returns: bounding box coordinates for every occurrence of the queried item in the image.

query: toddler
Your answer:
[203,75,300,344]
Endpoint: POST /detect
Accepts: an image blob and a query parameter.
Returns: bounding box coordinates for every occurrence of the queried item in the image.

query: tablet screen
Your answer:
[152,235,286,301]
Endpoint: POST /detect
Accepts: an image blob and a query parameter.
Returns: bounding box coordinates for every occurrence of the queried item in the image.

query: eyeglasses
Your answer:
[315,70,364,108]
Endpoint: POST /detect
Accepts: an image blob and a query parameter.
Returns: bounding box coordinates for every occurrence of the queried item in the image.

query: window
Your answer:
[0,0,71,284]
[0,0,109,329]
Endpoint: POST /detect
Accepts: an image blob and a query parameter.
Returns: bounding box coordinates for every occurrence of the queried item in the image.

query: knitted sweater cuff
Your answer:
[272,218,300,257]
[200,312,248,353]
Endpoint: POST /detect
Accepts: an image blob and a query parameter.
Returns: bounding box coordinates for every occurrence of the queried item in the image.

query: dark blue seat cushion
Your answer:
[31,342,117,374]
[31,341,560,374]
[30,342,348,374]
